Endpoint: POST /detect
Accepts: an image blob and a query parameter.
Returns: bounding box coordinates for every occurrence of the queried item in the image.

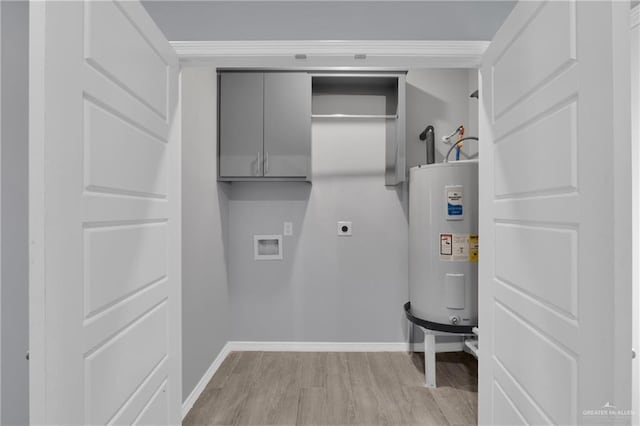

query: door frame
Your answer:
[175,31,635,415]
[612,0,634,418]
[176,39,487,417]
[171,40,488,69]
[631,5,640,424]
[0,1,3,422]
[28,3,47,422]
[27,12,636,424]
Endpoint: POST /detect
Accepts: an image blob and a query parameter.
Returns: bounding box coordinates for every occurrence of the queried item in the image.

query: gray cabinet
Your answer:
[219,73,264,177]
[264,73,311,177]
[218,72,311,181]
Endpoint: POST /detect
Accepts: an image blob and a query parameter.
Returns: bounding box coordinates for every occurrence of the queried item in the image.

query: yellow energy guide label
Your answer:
[468,234,479,262]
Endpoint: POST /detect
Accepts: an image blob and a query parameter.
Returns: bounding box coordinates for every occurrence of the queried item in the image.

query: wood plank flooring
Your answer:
[183,351,477,426]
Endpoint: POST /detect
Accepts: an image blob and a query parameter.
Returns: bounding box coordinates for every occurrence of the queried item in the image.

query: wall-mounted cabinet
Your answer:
[218,72,311,181]
[218,71,406,185]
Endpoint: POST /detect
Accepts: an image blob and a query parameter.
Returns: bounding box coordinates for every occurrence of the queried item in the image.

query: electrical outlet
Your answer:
[284,222,293,236]
[337,221,352,236]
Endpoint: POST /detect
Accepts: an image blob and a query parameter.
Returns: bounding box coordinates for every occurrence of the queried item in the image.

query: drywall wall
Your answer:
[1,1,29,424]
[143,1,515,41]
[226,69,476,344]
[405,68,478,169]
[181,67,230,402]
[228,120,409,342]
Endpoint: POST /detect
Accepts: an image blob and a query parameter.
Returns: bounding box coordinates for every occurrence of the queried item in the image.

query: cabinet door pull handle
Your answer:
[256,151,261,176]
[264,152,269,175]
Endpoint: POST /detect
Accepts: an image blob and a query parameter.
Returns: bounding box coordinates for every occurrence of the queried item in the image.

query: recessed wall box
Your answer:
[254,235,283,260]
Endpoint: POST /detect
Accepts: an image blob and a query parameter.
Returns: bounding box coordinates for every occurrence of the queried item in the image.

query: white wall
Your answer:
[181,68,230,402]
[1,1,29,424]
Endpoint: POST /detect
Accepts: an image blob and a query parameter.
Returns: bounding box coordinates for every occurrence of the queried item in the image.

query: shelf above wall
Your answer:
[311,114,398,119]
[311,73,406,186]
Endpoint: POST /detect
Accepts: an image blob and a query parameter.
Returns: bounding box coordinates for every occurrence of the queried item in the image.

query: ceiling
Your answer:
[142,1,517,42]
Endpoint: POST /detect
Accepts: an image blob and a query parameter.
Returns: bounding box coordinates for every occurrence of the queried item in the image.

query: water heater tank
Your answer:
[409,160,478,328]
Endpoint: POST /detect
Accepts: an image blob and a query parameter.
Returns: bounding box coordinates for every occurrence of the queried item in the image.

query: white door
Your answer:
[479,1,631,425]
[29,1,181,424]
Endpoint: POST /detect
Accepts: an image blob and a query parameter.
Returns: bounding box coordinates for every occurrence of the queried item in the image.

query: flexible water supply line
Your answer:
[443,137,479,163]
[442,125,464,142]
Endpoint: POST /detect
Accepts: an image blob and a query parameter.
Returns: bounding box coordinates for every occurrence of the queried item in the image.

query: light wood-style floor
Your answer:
[184,351,477,426]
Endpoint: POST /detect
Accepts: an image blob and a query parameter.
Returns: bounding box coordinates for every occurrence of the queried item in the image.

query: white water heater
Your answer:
[409,160,478,329]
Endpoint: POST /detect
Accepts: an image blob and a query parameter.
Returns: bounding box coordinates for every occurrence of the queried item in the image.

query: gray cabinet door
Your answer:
[263,73,311,177]
[219,73,264,177]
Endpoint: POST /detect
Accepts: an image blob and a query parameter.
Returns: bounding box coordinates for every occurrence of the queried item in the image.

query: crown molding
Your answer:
[632,5,640,29]
[170,40,489,68]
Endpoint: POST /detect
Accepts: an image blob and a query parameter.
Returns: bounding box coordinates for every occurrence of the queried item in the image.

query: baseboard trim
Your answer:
[227,341,410,352]
[227,340,464,353]
[181,342,232,420]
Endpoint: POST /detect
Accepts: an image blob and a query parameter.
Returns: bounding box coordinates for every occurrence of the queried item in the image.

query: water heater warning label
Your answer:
[440,233,477,262]
[440,234,453,255]
[451,234,468,259]
[445,186,464,220]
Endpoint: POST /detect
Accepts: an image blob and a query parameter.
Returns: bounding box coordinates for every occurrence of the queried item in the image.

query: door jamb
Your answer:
[630,5,639,424]
[27,21,637,422]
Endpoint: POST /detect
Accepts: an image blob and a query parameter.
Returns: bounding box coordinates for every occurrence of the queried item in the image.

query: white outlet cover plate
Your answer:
[337,221,352,236]
[284,222,293,236]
